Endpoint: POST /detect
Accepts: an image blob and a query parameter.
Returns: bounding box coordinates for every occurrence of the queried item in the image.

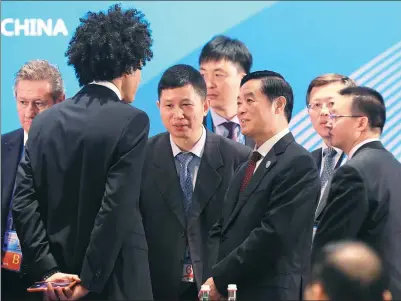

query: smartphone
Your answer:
[27,281,77,292]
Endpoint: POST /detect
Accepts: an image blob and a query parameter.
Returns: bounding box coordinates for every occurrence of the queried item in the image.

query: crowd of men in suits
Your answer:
[1,4,400,301]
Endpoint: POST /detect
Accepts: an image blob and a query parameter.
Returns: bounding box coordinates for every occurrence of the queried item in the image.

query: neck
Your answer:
[212,107,237,121]
[254,122,288,148]
[344,131,380,156]
[172,127,203,152]
[111,78,123,98]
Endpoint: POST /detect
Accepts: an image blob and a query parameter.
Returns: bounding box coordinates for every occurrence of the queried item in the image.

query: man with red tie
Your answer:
[202,71,320,301]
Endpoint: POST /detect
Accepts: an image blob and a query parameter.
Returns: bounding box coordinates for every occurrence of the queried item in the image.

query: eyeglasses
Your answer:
[307,102,334,111]
[328,113,363,120]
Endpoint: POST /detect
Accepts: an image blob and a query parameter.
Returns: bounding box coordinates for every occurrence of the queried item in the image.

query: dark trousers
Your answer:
[1,269,40,301]
[179,281,198,301]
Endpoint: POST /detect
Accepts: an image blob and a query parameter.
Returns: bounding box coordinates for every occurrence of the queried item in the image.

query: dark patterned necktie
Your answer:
[222,122,238,141]
[176,152,194,216]
[321,147,337,188]
[240,151,262,192]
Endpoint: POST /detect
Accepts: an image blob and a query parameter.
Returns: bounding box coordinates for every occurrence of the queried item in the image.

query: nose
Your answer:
[172,107,185,119]
[320,105,330,116]
[25,102,38,119]
[237,103,246,116]
[204,74,216,89]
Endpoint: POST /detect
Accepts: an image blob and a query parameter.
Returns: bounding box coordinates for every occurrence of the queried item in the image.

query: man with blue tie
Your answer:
[140,64,251,300]
[199,35,255,148]
[305,74,356,223]
[1,60,65,300]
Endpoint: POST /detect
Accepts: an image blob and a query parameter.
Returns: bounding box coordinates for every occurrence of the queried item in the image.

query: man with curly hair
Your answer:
[12,4,153,300]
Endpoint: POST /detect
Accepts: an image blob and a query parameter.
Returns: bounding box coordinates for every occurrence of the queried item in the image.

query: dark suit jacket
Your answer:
[1,128,24,246]
[313,141,401,299]
[12,85,153,300]
[210,133,320,301]
[203,111,255,148]
[140,131,251,300]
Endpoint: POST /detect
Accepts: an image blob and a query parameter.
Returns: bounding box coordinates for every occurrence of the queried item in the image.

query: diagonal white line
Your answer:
[375,69,401,92]
[365,59,401,88]
[382,122,401,144]
[385,89,401,107]
[386,132,401,151]
[387,100,401,119]
[304,133,323,151]
[355,50,401,85]
[383,80,401,98]
[289,109,308,127]
[393,145,401,160]
[350,41,401,80]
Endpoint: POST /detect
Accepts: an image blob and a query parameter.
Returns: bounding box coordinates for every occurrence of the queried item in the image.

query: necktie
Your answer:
[222,122,239,142]
[176,152,194,215]
[240,151,262,192]
[320,147,337,188]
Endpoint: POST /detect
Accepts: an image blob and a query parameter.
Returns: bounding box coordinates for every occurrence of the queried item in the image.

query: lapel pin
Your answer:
[265,160,271,169]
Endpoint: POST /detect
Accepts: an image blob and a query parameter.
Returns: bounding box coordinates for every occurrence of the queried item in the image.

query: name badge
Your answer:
[2,230,23,272]
[181,246,194,282]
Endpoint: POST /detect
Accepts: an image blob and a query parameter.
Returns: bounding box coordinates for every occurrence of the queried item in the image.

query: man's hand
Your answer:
[199,277,222,301]
[43,272,89,301]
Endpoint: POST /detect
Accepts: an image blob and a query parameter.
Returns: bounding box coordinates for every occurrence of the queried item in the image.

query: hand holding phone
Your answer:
[27,281,77,292]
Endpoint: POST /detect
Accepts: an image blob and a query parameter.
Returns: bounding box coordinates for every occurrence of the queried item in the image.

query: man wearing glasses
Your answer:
[306,74,356,225]
[312,86,401,300]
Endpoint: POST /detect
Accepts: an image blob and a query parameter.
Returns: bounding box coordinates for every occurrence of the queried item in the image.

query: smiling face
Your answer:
[158,84,209,141]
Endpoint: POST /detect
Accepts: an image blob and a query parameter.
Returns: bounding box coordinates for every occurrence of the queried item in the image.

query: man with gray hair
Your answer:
[1,59,65,300]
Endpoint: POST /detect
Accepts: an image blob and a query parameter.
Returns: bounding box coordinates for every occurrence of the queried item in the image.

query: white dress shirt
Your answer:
[90,81,122,100]
[254,128,290,173]
[170,126,206,189]
[210,109,245,144]
[348,138,381,159]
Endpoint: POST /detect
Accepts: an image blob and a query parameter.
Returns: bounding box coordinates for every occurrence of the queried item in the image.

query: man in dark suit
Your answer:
[305,74,356,223]
[313,86,401,299]
[202,71,321,301]
[12,4,154,300]
[1,60,65,301]
[140,64,251,301]
[199,35,255,148]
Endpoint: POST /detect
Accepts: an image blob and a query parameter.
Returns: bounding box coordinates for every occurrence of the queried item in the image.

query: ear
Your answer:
[156,100,160,110]
[357,116,369,132]
[383,290,392,301]
[274,96,287,114]
[56,94,66,104]
[203,98,209,116]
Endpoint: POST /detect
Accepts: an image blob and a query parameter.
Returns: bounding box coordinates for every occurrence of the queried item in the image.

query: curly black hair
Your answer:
[66,3,153,86]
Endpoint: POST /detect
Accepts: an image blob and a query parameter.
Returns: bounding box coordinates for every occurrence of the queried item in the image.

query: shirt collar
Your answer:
[90,81,122,100]
[321,142,343,157]
[24,131,28,146]
[210,109,240,126]
[348,138,381,159]
[170,126,206,158]
[256,128,290,157]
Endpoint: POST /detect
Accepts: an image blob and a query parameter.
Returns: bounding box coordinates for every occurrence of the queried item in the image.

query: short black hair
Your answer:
[311,241,388,301]
[199,35,253,73]
[339,86,386,132]
[158,64,207,100]
[240,70,294,122]
[66,4,153,86]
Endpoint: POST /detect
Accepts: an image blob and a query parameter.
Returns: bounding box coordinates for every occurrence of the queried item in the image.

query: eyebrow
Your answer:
[310,97,334,102]
[200,67,227,73]
[243,92,256,98]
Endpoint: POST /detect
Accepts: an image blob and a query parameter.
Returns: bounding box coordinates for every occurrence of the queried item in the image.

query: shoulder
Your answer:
[211,131,252,158]
[281,141,319,174]
[1,128,23,144]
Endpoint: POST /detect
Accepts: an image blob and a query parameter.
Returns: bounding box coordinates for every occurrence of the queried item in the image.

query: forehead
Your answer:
[16,80,52,99]
[240,79,262,96]
[310,82,347,102]
[159,84,202,102]
[200,59,239,73]
[332,95,352,111]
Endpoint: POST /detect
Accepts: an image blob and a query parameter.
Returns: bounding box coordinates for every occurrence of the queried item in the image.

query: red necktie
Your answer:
[240,151,262,192]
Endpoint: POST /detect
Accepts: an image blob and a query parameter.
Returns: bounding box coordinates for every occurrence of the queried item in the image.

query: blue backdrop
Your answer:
[2,1,401,161]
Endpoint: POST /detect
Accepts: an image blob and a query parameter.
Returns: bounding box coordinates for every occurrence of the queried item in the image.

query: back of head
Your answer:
[339,86,386,133]
[199,35,252,73]
[306,73,356,105]
[240,70,294,122]
[66,4,153,86]
[158,64,207,100]
[311,241,388,301]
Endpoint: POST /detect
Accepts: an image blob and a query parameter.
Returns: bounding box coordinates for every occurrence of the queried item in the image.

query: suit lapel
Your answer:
[187,132,223,228]
[311,148,322,170]
[152,134,186,228]
[222,132,294,233]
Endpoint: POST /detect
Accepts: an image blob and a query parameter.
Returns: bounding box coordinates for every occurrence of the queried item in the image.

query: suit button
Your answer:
[220,235,227,242]
[181,231,185,237]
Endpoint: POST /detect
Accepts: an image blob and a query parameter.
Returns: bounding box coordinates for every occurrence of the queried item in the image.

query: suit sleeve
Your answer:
[212,154,320,294]
[312,164,368,258]
[12,142,59,280]
[79,111,150,293]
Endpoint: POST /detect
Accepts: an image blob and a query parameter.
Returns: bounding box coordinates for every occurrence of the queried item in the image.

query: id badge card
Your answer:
[2,230,23,272]
[181,246,194,283]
